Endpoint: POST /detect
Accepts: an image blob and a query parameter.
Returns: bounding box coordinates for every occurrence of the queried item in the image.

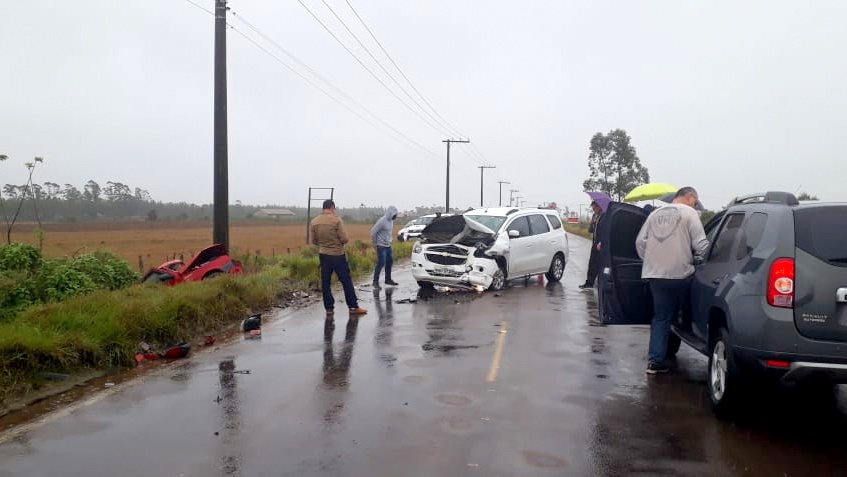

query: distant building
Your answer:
[252,208,296,219]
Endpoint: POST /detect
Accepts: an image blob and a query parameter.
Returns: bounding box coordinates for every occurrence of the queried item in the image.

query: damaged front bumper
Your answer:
[411,248,500,290]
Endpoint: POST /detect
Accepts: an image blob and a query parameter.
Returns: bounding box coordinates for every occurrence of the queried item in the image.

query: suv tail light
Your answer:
[767,258,794,308]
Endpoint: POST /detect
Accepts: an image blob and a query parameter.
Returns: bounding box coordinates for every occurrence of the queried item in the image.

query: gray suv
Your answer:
[596,192,847,417]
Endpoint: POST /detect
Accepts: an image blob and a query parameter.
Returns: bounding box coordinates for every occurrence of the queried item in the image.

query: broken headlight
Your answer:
[413,242,422,254]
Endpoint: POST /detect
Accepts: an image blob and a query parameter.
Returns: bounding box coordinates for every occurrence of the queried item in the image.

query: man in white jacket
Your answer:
[636,187,710,375]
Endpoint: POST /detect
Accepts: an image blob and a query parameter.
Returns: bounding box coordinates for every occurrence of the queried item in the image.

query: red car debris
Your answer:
[142,244,243,285]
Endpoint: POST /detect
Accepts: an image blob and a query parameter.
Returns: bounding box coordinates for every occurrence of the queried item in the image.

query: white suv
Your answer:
[397,213,453,242]
[411,208,569,291]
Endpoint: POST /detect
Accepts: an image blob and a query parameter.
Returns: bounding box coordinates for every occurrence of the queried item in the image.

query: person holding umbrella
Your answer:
[579,200,604,289]
[579,191,611,289]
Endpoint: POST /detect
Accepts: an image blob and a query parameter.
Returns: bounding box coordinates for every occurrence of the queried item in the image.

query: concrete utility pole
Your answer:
[443,138,470,212]
[478,165,495,207]
[213,0,229,250]
[509,189,519,207]
[498,181,510,207]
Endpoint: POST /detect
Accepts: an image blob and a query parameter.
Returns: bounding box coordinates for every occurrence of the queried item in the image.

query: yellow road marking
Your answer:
[486,320,508,382]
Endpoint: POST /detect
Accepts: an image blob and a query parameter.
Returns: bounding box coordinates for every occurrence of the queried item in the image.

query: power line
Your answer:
[342,0,466,139]
[295,0,450,137]
[318,0,457,138]
[228,23,439,158]
[181,0,215,16]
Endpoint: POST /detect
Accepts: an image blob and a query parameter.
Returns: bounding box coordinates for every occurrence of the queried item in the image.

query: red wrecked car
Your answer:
[142,244,243,285]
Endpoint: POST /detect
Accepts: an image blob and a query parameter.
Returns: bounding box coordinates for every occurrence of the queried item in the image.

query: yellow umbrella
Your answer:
[624,183,678,202]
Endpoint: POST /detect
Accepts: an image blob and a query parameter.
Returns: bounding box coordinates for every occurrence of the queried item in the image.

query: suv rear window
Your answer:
[794,206,847,267]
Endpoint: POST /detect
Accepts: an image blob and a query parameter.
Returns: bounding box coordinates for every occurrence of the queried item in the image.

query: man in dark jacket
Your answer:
[370,206,398,288]
[579,201,603,289]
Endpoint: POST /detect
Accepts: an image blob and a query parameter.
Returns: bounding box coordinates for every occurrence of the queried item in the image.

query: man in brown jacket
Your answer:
[310,200,367,316]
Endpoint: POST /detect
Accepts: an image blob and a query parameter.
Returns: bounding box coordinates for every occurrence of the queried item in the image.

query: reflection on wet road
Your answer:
[1,234,846,476]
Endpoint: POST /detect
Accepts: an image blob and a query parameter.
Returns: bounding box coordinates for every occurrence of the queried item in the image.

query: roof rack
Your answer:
[728,191,799,207]
[505,208,520,215]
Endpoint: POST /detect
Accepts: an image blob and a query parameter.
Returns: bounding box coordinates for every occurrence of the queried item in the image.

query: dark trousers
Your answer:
[647,277,693,365]
[373,246,393,282]
[319,254,359,311]
[585,243,600,285]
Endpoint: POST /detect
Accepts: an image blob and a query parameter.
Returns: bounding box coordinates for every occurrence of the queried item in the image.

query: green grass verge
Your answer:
[0,241,414,403]
[564,223,592,240]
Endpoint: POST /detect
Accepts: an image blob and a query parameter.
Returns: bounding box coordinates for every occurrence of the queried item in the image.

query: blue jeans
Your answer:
[373,246,393,282]
[319,254,359,311]
[648,277,692,365]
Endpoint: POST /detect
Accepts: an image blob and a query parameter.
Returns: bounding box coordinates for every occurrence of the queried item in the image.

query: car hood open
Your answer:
[420,215,496,246]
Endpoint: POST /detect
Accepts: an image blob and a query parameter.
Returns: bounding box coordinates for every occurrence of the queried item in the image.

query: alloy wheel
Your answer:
[710,340,728,402]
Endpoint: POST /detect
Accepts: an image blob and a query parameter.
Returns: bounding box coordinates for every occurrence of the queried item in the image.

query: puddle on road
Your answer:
[522,450,568,468]
[435,394,473,406]
[438,416,474,434]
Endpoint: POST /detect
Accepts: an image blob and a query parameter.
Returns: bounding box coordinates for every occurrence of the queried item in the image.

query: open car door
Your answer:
[596,202,652,324]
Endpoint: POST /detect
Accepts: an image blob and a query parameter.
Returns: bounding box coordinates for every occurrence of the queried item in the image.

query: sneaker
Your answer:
[646,361,670,375]
[385,279,399,286]
[578,282,593,289]
[372,281,381,289]
[348,307,368,316]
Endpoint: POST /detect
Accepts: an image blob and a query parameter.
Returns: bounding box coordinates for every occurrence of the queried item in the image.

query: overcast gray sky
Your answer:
[2,1,846,213]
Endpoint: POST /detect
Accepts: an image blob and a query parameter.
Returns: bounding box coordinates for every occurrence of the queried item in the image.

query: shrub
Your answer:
[68,252,139,290]
[0,243,42,272]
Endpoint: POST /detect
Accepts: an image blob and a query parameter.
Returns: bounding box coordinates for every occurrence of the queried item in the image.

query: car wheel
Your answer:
[488,266,506,291]
[666,332,681,358]
[202,270,223,280]
[545,254,565,282]
[417,280,434,289]
[708,327,743,419]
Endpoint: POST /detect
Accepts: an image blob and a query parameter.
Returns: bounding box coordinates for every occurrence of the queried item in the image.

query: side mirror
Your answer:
[508,230,520,238]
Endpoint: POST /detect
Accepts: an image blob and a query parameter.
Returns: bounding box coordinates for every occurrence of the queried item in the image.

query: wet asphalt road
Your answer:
[2,235,847,476]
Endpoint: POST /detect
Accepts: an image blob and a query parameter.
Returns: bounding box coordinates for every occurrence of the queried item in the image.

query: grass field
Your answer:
[8,221,392,272]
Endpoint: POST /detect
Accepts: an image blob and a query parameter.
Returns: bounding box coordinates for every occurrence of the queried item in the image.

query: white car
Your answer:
[397,213,453,242]
[411,208,569,291]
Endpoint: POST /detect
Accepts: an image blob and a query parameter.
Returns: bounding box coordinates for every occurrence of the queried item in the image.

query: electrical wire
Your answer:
[342,0,466,139]
[317,0,456,139]
[177,1,440,157]
[295,0,451,137]
[181,0,214,16]
[227,13,439,157]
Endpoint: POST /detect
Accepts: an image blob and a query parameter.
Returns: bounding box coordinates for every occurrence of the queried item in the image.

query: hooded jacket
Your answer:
[370,206,398,248]
[635,203,710,279]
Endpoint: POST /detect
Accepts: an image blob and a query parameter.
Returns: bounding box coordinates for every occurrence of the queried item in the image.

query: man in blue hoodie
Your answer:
[371,206,398,288]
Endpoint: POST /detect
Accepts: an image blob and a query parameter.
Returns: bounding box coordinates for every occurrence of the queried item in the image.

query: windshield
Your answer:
[418,216,437,225]
[464,215,507,232]
[405,219,420,227]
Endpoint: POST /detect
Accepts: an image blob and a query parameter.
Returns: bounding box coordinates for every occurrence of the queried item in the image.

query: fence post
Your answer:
[138,255,144,273]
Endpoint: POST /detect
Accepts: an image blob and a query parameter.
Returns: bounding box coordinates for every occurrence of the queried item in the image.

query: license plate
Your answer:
[434,266,453,275]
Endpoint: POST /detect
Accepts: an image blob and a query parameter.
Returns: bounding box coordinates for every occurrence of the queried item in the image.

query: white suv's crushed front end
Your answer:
[410,215,507,290]
[411,242,501,290]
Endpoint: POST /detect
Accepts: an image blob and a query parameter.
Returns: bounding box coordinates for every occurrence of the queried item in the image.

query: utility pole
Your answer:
[443,138,470,213]
[213,0,229,250]
[478,165,495,207]
[509,189,519,207]
[497,181,510,207]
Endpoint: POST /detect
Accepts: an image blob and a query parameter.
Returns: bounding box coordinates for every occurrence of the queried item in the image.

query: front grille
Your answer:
[426,254,467,266]
[428,245,468,255]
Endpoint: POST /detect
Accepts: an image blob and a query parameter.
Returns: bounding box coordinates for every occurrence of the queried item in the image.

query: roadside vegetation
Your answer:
[564,223,591,240]
[0,240,413,405]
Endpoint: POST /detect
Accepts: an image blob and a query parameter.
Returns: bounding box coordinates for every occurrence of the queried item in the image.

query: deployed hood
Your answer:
[420,215,496,246]
[383,205,398,220]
